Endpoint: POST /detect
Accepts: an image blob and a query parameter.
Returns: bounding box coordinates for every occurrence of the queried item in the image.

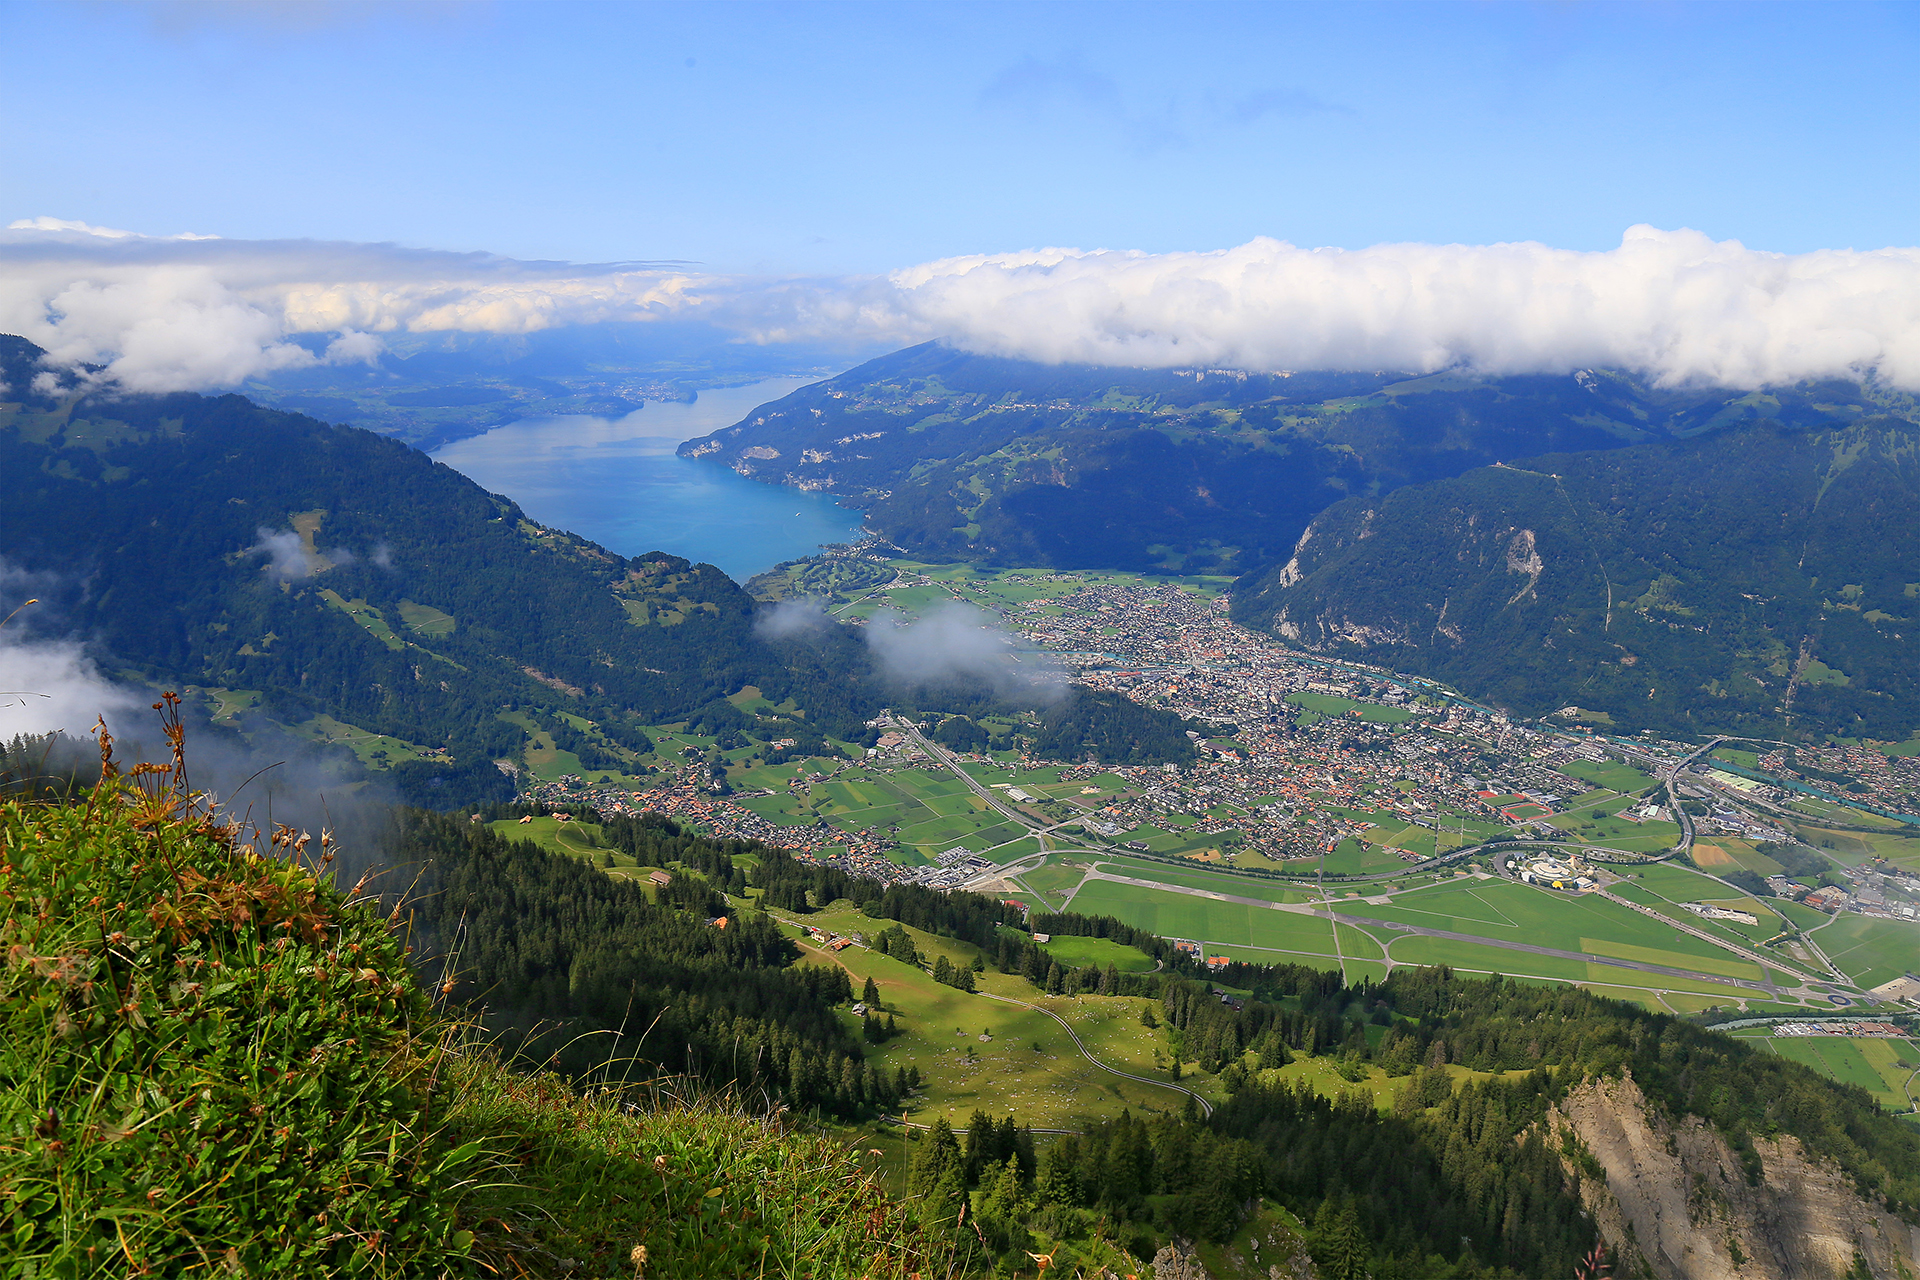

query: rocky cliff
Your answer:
[1551,1074,1919,1279]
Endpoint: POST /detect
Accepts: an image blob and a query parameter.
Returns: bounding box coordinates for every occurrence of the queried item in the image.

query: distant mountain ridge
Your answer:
[686,343,1920,738]
[680,341,1890,574]
[1232,413,1920,739]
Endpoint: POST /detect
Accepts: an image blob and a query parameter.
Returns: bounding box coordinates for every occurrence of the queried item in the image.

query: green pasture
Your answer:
[1763,1036,1918,1112]
[201,687,262,724]
[395,598,455,636]
[287,713,425,772]
[1344,878,1764,977]
[1066,881,1340,961]
[1084,856,1316,904]
[1383,935,1757,999]
[1322,837,1414,875]
[772,908,1198,1128]
[1019,861,1088,898]
[1816,915,1920,988]
[1559,758,1659,793]
[1037,934,1157,974]
[1285,691,1414,724]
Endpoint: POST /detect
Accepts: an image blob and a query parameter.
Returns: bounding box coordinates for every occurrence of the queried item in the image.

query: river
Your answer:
[430,378,866,582]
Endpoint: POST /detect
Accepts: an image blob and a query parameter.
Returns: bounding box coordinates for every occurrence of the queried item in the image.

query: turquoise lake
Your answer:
[431,378,866,582]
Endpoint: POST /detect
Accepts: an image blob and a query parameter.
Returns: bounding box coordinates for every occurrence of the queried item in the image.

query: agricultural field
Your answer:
[1285,691,1415,725]
[1035,934,1158,974]
[1609,863,1794,949]
[1814,914,1920,989]
[1791,823,1920,874]
[1687,838,1786,877]
[1066,880,1342,965]
[1545,789,1682,852]
[1759,1036,1919,1114]
[770,905,1206,1130]
[832,560,1232,623]
[731,765,1030,860]
[1559,758,1660,794]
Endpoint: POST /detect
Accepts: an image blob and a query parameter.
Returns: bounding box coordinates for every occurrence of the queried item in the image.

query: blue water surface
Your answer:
[431,378,866,582]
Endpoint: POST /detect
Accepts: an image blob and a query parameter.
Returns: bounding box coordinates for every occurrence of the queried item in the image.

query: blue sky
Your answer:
[6,0,1920,273]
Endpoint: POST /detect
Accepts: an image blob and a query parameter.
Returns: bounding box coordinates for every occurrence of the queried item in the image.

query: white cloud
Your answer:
[0,632,146,739]
[14,219,1920,394]
[0,220,720,393]
[864,602,1064,700]
[883,227,1920,389]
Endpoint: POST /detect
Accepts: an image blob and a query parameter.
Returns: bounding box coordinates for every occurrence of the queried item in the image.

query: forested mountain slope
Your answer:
[0,335,884,788]
[679,342,1885,574]
[0,335,1197,801]
[1232,414,1920,739]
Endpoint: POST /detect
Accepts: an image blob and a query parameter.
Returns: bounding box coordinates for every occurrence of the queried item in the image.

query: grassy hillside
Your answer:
[0,737,946,1278]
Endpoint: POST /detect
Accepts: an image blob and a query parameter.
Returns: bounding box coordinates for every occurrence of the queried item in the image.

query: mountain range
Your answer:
[0,335,1189,806]
[686,343,1920,738]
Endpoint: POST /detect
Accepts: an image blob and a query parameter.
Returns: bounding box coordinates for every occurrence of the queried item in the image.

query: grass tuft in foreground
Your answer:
[0,704,952,1278]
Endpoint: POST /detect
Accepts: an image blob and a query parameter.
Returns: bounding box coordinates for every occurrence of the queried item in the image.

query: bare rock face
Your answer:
[1150,1240,1213,1280]
[1551,1073,1919,1279]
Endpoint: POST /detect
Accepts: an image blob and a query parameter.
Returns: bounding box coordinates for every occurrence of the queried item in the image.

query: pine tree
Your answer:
[1309,1197,1371,1280]
[862,974,879,1006]
[980,1154,1025,1225]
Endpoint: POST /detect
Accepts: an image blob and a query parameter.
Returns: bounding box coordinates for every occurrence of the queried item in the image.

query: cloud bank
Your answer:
[14,218,1920,393]
[885,227,1920,389]
[865,603,1063,700]
[0,218,720,392]
[0,632,146,739]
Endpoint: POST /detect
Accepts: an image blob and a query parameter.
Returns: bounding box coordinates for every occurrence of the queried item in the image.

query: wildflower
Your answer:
[629,1244,647,1278]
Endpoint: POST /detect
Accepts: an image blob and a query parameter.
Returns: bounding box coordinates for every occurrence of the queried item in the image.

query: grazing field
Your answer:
[1037,934,1158,973]
[1816,915,1920,989]
[1065,880,1339,960]
[1764,1036,1919,1112]
[768,906,1203,1129]
[1559,758,1659,793]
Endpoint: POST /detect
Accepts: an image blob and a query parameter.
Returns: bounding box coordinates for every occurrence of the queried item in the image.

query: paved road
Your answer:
[1073,867,1796,997]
